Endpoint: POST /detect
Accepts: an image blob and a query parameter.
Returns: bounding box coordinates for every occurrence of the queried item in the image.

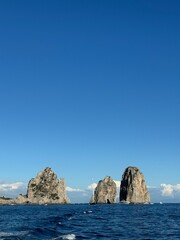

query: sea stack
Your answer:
[17,167,70,204]
[120,167,150,204]
[91,176,116,204]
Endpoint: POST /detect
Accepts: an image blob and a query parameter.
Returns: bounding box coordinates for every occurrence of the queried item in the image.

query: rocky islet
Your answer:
[19,167,70,204]
[90,176,117,204]
[120,166,150,204]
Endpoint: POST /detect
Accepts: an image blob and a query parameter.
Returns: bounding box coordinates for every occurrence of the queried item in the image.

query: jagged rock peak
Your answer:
[24,167,70,204]
[120,166,150,204]
[91,176,116,204]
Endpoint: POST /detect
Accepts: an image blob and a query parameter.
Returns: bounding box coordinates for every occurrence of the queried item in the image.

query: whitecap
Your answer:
[62,234,76,240]
[83,210,92,214]
[51,234,76,240]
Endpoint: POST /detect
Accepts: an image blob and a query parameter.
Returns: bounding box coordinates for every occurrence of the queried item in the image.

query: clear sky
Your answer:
[0,0,180,203]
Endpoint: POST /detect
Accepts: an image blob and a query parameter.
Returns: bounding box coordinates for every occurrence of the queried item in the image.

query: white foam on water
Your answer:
[0,231,29,237]
[52,234,76,240]
[83,210,92,214]
[62,234,76,240]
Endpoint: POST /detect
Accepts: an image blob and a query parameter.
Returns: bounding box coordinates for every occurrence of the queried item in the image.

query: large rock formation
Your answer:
[16,167,70,204]
[27,167,70,204]
[91,176,116,204]
[120,166,150,204]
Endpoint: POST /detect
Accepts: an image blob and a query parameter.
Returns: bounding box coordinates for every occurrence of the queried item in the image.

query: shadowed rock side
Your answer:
[120,167,150,204]
[16,167,70,204]
[91,176,116,204]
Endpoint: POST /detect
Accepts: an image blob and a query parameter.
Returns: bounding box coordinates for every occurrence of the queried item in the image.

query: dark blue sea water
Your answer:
[0,204,179,239]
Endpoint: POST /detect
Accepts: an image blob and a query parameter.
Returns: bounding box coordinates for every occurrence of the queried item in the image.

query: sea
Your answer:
[0,203,179,239]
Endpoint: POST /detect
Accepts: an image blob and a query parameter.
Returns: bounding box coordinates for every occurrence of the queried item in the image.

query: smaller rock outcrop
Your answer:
[0,197,15,205]
[91,176,116,204]
[120,166,150,204]
[16,194,29,204]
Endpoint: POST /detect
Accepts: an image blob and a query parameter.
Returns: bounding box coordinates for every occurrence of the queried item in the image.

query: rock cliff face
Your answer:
[91,176,116,204]
[26,167,70,204]
[120,167,150,204]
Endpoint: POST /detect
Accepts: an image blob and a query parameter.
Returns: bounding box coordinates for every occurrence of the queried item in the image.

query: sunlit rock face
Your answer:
[0,197,15,205]
[91,176,116,204]
[26,167,70,204]
[120,167,150,204]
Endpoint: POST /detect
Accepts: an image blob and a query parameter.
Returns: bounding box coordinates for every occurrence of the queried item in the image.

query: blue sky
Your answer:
[0,0,180,203]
